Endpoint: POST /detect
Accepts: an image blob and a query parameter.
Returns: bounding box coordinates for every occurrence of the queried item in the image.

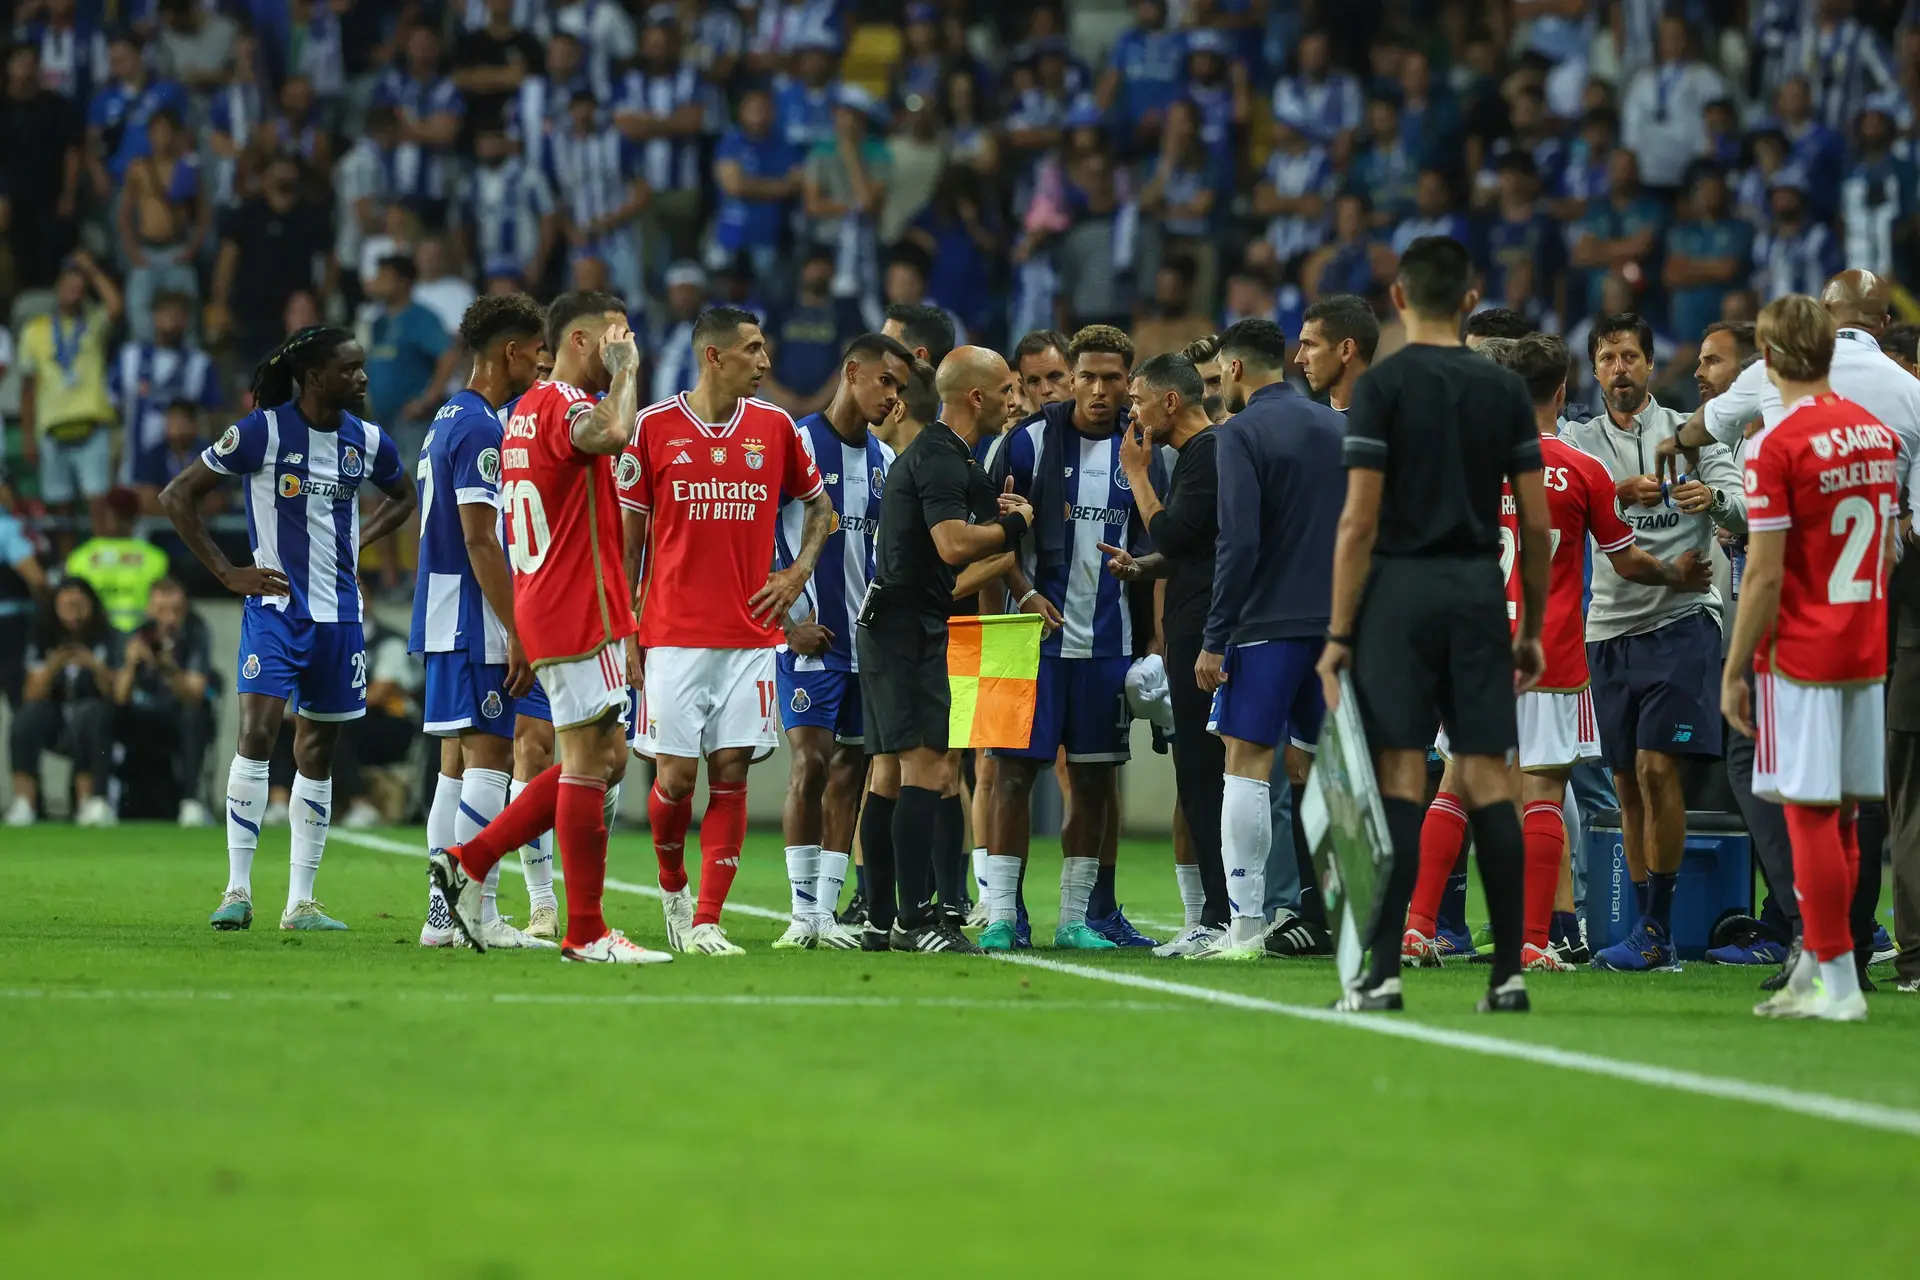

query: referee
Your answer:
[1317,236,1551,1014]
[858,346,1028,954]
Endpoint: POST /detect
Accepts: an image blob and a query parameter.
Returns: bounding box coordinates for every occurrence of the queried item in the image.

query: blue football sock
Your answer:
[1550,911,1579,947]
[1438,863,1469,935]
[1633,878,1650,919]
[1648,872,1678,932]
[1089,863,1117,918]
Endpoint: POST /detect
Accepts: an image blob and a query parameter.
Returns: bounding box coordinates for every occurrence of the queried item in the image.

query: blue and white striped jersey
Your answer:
[458,157,556,279]
[409,390,509,662]
[1271,71,1365,142]
[461,0,546,29]
[370,70,465,201]
[1261,145,1334,263]
[540,126,635,247]
[1000,419,1147,661]
[113,341,222,486]
[614,66,706,192]
[201,402,404,624]
[510,71,604,145]
[777,413,893,672]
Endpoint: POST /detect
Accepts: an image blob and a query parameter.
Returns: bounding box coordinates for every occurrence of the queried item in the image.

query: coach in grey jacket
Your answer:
[1561,312,1746,970]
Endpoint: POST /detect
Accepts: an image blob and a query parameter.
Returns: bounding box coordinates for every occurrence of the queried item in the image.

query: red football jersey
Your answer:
[499,380,638,664]
[1746,393,1899,684]
[621,393,824,650]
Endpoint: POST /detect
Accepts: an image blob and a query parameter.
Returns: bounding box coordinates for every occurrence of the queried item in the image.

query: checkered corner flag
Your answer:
[1299,671,1391,991]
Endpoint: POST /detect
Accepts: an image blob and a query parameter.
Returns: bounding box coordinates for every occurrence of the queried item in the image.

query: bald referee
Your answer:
[1317,236,1551,1014]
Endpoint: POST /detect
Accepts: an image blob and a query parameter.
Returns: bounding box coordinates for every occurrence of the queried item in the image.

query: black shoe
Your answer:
[837,892,868,927]
[860,923,891,952]
[1332,977,1403,1012]
[1477,975,1530,1013]
[1761,936,1803,992]
[1858,962,1879,994]
[1265,914,1332,957]
[890,920,985,954]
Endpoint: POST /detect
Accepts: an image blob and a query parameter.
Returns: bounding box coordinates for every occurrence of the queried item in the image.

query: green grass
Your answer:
[4,823,1919,1278]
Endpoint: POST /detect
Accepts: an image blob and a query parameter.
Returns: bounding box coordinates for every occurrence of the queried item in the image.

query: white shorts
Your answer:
[633,646,778,762]
[1516,688,1601,772]
[539,644,630,731]
[1754,672,1885,805]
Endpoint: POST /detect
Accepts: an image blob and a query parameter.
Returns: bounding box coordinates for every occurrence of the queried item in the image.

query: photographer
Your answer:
[5,579,127,829]
[119,578,215,826]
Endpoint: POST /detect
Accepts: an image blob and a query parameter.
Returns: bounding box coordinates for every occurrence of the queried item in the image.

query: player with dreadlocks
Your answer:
[161,326,417,933]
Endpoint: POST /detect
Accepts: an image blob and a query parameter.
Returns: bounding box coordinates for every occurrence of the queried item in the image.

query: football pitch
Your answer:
[4,825,1919,1277]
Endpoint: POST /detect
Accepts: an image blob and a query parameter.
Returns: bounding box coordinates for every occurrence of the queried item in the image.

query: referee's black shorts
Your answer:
[856,611,950,755]
[1352,555,1517,758]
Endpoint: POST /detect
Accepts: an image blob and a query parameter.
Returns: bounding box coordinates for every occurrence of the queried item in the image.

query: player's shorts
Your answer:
[236,609,365,721]
[776,654,864,745]
[1353,556,1515,757]
[537,644,629,731]
[1207,638,1324,751]
[633,646,778,762]
[423,651,516,739]
[1441,689,1601,770]
[856,612,950,756]
[992,654,1132,764]
[1587,610,1724,768]
[516,675,551,723]
[1754,673,1885,805]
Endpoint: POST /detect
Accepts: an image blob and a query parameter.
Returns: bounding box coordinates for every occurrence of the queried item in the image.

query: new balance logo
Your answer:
[670,450,694,466]
[283,453,303,464]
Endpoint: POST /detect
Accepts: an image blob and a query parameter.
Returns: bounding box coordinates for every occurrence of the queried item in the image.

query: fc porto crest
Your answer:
[340,445,364,478]
[1115,467,1131,491]
[790,687,812,714]
[742,441,766,471]
[242,653,261,680]
[870,469,885,499]
[481,691,504,720]
[710,446,728,465]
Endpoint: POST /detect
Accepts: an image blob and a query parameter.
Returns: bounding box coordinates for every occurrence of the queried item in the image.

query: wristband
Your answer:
[1326,633,1353,647]
[997,510,1029,543]
[1018,588,1040,608]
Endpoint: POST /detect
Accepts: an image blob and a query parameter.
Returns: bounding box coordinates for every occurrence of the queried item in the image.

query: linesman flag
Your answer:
[947,614,1045,749]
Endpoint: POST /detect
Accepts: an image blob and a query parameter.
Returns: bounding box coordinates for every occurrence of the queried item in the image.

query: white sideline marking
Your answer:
[991,955,1920,1139]
[332,830,789,921]
[0,987,1183,1014]
[338,830,1920,1139]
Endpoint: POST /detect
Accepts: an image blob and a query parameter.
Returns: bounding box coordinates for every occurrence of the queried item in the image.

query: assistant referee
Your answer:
[1317,235,1552,1014]
[858,346,1029,954]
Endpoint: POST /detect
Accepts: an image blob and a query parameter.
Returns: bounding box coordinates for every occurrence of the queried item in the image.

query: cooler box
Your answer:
[1583,809,1752,960]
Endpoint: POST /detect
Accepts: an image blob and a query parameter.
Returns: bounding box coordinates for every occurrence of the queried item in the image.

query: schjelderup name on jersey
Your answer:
[672,477,772,521]
[1811,423,1899,494]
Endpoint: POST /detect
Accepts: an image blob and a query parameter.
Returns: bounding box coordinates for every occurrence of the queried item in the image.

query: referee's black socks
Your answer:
[1366,796,1427,987]
[893,786,941,929]
[862,793,899,933]
[932,793,967,915]
[1467,802,1525,985]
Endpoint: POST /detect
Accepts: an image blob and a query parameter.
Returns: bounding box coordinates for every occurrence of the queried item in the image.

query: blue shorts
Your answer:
[1587,611,1724,769]
[994,655,1132,764]
[516,676,551,723]
[423,650,515,739]
[236,610,366,721]
[776,656,864,744]
[1208,638,1326,749]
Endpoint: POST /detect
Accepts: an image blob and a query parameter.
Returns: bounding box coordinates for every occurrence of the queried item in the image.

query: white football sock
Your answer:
[223,756,269,895]
[1058,856,1098,928]
[460,769,510,923]
[1175,863,1205,927]
[815,850,849,920]
[785,844,822,920]
[986,854,1021,925]
[426,772,461,923]
[512,779,558,910]
[1221,775,1271,925]
[972,847,990,901]
[1820,955,1861,1003]
[286,773,332,912]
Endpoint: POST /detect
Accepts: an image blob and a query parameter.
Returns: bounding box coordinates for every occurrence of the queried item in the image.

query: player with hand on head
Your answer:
[162,327,415,932]
[413,292,553,951]
[624,308,835,957]
[429,290,668,965]
[1726,295,1898,1023]
[773,332,913,949]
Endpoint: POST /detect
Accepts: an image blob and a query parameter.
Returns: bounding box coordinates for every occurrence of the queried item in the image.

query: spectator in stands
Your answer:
[372,24,465,227]
[207,153,331,371]
[1666,164,1754,344]
[905,167,1002,343]
[551,0,638,97]
[270,75,331,174]
[1053,140,1134,331]
[20,252,122,558]
[456,126,557,290]
[650,261,708,401]
[880,79,946,245]
[1391,167,1472,255]
[272,0,346,108]
[20,0,109,107]
[1271,29,1363,151]
[1774,76,1845,218]
[714,85,802,287]
[86,30,188,198]
[617,14,708,266]
[1302,193,1387,302]
[114,291,222,493]
[116,107,206,345]
[154,0,238,96]
[1621,14,1729,198]
[1839,103,1917,279]
[119,577,215,826]
[1799,0,1899,131]
[66,489,169,634]
[365,254,458,436]
[1098,0,1187,154]
[803,86,890,303]
[545,88,647,304]
[1552,106,1619,223]
[0,479,47,711]
[6,578,125,829]
[944,68,998,178]
[1396,50,1461,171]
[1350,95,1417,229]
[1756,173,1843,299]
[451,0,543,145]
[1133,257,1214,363]
[1141,97,1220,306]
[412,236,476,337]
[513,30,595,147]
[891,3,946,109]
[2,42,83,291]
[1571,148,1667,314]
[774,36,842,153]
[129,400,220,517]
[764,248,860,416]
[207,34,267,209]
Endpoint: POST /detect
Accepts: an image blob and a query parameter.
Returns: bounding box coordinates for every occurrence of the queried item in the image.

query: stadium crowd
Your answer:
[0,0,1918,999]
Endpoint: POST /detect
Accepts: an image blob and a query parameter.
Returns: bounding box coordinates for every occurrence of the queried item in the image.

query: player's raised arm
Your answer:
[571,321,640,456]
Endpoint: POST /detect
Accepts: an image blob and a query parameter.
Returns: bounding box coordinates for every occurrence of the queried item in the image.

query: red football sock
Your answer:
[650,781,693,892]
[1521,801,1566,949]
[556,774,610,949]
[693,782,747,927]
[1407,793,1468,936]
[454,764,560,879]
[1838,810,1861,889]
[1784,803,1850,962]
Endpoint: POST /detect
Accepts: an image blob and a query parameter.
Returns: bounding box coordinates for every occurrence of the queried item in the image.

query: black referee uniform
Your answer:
[1343,342,1542,1001]
[857,420,1003,943]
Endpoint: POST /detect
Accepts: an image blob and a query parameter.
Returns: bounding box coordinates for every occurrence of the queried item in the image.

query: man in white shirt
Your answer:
[411,235,477,335]
[1621,15,1728,193]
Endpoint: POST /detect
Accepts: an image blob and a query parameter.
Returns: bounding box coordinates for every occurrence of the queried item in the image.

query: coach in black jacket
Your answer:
[1103,353,1228,954]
